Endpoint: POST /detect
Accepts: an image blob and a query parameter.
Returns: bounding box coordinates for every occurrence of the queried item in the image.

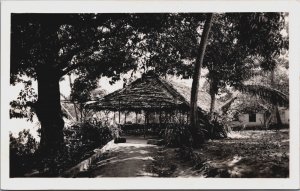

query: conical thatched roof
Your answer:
[87,72,190,112]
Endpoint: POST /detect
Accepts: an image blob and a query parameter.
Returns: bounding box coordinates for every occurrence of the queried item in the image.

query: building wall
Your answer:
[279,109,289,124]
[239,113,265,127]
[237,109,289,127]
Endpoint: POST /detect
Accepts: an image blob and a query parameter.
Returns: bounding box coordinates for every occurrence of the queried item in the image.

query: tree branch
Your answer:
[59,49,95,77]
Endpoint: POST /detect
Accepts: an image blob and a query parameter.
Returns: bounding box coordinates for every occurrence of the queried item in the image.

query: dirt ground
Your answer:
[76,130,289,178]
[155,129,289,178]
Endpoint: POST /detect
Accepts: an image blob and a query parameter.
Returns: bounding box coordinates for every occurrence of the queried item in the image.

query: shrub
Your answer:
[161,124,193,147]
[80,122,113,145]
[10,130,39,177]
[32,121,118,176]
[201,113,229,139]
[66,120,120,146]
[10,121,118,177]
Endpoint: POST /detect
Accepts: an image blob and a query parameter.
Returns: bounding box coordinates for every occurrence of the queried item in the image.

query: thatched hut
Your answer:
[86,71,211,135]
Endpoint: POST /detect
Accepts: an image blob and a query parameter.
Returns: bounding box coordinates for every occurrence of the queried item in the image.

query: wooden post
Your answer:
[165,112,168,124]
[106,110,109,122]
[179,111,182,124]
[186,112,189,124]
[118,100,121,124]
[159,103,162,128]
[124,111,127,124]
[136,111,138,124]
[144,111,147,138]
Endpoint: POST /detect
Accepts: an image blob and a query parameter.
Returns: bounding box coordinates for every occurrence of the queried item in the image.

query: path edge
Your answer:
[62,140,115,177]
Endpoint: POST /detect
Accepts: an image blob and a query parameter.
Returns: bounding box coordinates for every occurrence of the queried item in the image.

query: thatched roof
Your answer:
[167,79,220,112]
[87,72,191,111]
[224,94,270,114]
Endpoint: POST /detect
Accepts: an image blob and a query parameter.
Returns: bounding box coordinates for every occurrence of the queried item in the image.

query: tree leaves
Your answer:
[9,81,37,121]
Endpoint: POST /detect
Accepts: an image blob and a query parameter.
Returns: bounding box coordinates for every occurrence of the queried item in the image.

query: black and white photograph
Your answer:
[1,0,300,190]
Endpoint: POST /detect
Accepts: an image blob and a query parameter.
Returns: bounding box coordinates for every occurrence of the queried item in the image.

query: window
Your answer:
[249,113,256,122]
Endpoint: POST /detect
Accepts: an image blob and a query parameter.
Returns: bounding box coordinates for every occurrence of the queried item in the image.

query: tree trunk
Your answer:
[209,80,218,120]
[35,67,64,155]
[190,13,214,146]
[270,70,283,127]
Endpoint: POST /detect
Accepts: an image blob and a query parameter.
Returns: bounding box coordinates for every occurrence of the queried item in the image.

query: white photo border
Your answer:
[1,0,300,190]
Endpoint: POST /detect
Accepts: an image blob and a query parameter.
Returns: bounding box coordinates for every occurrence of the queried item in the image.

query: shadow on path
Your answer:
[76,137,159,177]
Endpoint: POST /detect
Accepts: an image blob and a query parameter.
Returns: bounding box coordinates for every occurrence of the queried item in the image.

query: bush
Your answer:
[10,121,118,177]
[66,120,120,145]
[161,124,193,147]
[10,130,39,177]
[32,121,118,176]
[80,122,113,145]
[160,114,228,148]
[201,113,229,139]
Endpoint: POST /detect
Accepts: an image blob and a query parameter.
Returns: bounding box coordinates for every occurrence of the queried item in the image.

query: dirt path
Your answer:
[77,137,159,177]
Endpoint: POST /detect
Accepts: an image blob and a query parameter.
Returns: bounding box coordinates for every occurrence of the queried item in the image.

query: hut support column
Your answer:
[179,111,182,124]
[106,111,109,122]
[118,100,121,125]
[136,112,138,124]
[124,111,127,124]
[186,112,189,124]
[144,111,146,138]
[159,103,162,128]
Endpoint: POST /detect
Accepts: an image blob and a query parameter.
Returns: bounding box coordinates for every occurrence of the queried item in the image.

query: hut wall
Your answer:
[280,109,289,124]
[239,113,265,127]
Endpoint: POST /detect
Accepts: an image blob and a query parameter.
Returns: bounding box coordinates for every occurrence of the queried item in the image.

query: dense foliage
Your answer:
[9,121,119,177]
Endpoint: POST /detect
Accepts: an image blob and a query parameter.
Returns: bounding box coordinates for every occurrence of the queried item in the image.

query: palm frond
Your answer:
[235,84,289,107]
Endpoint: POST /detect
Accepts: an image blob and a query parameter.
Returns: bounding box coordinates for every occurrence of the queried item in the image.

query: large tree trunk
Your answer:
[35,67,64,155]
[190,13,214,146]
